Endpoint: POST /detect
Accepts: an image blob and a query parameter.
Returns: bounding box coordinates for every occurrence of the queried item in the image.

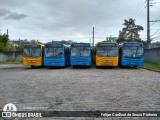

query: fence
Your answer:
[0,51,23,62]
[144,47,160,64]
[0,48,160,64]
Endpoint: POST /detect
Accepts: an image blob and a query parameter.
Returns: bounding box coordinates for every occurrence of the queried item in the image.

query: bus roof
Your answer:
[119,42,143,46]
[71,42,90,44]
[96,41,117,44]
[45,42,70,48]
[95,42,117,47]
[24,44,44,47]
[71,43,90,47]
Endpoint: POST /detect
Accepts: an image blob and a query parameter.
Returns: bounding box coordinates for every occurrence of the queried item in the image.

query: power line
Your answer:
[151,28,160,30]
[150,21,156,27]
[150,20,160,22]
[152,35,160,39]
[153,39,160,41]
[135,7,146,19]
[146,0,158,48]
[129,0,146,17]
[151,28,160,37]
[150,17,160,32]
[134,4,146,18]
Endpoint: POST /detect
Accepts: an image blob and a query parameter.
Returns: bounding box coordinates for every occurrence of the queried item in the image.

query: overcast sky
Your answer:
[0,0,160,43]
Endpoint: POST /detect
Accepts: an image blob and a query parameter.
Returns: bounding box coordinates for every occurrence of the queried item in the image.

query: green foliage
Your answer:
[117,18,144,43]
[0,34,13,51]
[141,40,148,49]
[0,34,9,45]
[15,41,25,52]
[0,61,22,64]
[144,62,160,71]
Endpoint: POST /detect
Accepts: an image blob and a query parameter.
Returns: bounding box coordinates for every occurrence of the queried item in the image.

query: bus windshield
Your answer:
[71,47,90,57]
[44,47,63,57]
[23,46,41,57]
[123,46,143,58]
[97,46,118,57]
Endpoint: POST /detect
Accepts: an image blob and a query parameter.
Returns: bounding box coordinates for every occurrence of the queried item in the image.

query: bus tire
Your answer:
[96,65,99,68]
[31,65,35,68]
[133,66,138,68]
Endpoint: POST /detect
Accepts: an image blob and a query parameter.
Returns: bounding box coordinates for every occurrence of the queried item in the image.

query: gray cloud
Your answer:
[0,9,10,17]
[0,9,27,20]
[0,0,159,42]
[5,12,27,20]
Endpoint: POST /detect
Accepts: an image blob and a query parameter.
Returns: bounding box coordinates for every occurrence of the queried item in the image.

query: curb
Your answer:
[142,67,160,73]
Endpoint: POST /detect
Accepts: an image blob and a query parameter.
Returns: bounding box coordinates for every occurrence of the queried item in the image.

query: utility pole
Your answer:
[92,27,94,47]
[89,38,91,46]
[147,0,150,49]
[7,29,8,36]
[146,0,160,47]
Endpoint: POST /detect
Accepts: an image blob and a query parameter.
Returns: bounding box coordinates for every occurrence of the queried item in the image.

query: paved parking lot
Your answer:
[0,65,160,120]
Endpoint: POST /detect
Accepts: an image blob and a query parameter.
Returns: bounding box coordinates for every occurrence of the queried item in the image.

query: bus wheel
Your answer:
[96,65,99,68]
[31,65,35,68]
[133,66,138,68]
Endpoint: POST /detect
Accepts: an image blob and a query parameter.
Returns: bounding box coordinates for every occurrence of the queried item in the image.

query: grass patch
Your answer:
[0,61,22,64]
[143,62,160,71]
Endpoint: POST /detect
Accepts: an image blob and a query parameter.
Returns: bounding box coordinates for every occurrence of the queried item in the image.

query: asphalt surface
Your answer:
[0,64,160,120]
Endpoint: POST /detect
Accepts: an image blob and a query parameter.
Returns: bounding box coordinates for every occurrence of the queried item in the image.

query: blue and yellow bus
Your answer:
[70,43,91,67]
[119,42,144,67]
[23,44,44,68]
[44,42,70,67]
[95,42,119,67]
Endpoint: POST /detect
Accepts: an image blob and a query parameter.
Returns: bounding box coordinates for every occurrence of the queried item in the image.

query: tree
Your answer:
[0,34,9,46]
[15,40,26,52]
[0,34,13,51]
[117,18,144,43]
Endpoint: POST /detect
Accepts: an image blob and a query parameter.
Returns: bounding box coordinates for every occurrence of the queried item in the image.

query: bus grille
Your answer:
[71,57,91,66]
[44,58,64,66]
[123,57,143,66]
[97,58,118,66]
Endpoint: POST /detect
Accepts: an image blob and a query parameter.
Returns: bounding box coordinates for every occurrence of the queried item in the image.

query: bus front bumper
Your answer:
[23,58,43,67]
[44,58,66,67]
[70,57,91,66]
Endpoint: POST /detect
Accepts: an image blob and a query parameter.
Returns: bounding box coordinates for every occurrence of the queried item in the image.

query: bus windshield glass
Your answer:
[97,44,118,57]
[123,46,143,58]
[71,47,90,57]
[23,46,41,57]
[44,47,63,57]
